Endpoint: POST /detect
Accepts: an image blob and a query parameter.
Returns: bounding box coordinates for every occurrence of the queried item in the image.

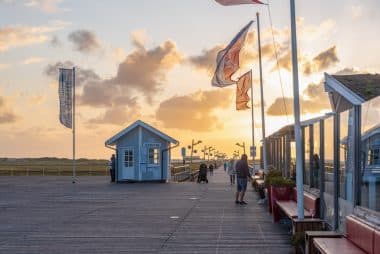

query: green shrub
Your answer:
[269,176,295,187]
[264,168,282,186]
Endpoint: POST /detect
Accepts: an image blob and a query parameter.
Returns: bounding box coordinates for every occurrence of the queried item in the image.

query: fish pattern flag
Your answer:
[215,0,265,5]
[58,68,73,128]
[236,71,251,110]
[212,20,253,87]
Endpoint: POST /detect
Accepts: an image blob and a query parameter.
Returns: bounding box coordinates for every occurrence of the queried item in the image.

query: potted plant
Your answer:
[291,232,305,254]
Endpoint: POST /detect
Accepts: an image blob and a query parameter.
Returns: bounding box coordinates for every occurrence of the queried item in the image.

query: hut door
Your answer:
[122,147,134,179]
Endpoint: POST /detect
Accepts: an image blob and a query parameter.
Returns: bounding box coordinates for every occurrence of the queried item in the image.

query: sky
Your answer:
[0,0,379,159]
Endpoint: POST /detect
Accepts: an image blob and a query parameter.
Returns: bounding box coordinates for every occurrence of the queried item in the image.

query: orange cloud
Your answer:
[0,96,19,124]
[267,82,331,116]
[156,89,233,132]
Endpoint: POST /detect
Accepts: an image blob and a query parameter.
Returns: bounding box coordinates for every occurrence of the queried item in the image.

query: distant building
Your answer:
[105,120,178,182]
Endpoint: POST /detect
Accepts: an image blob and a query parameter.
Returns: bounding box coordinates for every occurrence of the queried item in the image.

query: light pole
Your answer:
[201,145,207,161]
[235,142,246,155]
[188,139,202,164]
[208,147,215,162]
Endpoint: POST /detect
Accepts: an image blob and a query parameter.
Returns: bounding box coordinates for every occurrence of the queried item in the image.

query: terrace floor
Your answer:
[0,167,294,253]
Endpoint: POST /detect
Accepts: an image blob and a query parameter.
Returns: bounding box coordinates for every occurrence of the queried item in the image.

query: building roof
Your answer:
[325,73,380,113]
[266,113,333,140]
[105,120,178,146]
[332,74,380,101]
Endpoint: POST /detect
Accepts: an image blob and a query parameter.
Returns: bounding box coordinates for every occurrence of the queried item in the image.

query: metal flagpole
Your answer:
[72,67,76,184]
[290,0,304,218]
[250,70,255,169]
[256,12,268,172]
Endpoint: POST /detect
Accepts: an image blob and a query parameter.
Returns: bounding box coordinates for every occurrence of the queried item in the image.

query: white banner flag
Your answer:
[58,68,73,128]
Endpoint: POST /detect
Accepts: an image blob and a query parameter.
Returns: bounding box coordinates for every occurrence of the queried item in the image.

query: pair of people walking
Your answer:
[230,154,251,205]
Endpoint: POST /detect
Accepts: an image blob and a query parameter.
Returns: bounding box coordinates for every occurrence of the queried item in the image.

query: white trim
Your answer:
[105,120,178,146]
[325,73,365,106]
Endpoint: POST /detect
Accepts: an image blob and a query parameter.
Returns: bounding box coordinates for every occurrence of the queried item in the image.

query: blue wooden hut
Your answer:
[105,120,179,182]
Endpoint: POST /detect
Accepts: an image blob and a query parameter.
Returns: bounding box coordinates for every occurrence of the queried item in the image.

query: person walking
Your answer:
[227,159,236,185]
[223,161,227,171]
[109,154,116,182]
[209,164,214,176]
[235,154,251,205]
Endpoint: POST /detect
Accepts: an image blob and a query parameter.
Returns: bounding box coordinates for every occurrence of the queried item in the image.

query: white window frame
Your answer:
[146,143,160,167]
[123,148,134,168]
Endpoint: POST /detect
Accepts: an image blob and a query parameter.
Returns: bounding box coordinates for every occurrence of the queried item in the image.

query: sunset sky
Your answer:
[1,0,379,159]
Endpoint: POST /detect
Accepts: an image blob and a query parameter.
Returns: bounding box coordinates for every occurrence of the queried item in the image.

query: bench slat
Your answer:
[313,238,366,254]
[276,200,312,218]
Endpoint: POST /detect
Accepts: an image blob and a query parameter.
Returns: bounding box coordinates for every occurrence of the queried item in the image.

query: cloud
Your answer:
[0,21,69,52]
[267,82,331,116]
[350,5,363,20]
[45,34,183,116]
[0,63,10,69]
[0,96,19,124]
[68,30,101,54]
[156,89,233,132]
[303,46,339,75]
[188,45,224,73]
[131,29,148,48]
[88,105,141,125]
[270,45,339,75]
[334,67,363,75]
[50,35,62,47]
[109,39,183,103]
[24,0,65,13]
[44,61,101,87]
[28,94,45,105]
[22,57,45,65]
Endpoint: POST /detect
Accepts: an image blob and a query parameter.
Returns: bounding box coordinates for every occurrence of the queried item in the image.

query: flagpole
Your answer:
[250,70,255,169]
[290,0,304,219]
[72,67,76,184]
[256,12,267,172]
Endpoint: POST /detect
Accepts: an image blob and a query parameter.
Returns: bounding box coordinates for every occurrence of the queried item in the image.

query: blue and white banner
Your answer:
[58,68,73,128]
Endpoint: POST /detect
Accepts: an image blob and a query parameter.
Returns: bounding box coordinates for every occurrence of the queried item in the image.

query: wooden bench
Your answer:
[313,215,380,254]
[251,170,265,191]
[271,187,319,223]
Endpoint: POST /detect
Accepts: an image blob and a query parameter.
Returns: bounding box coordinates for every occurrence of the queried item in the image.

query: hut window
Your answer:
[124,149,133,167]
[148,148,159,165]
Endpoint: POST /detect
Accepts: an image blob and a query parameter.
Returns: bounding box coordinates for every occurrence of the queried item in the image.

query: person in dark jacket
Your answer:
[209,164,214,176]
[109,154,116,182]
[235,154,251,205]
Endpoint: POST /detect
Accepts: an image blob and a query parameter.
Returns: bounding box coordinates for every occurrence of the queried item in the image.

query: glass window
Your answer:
[339,110,350,201]
[148,148,159,165]
[368,139,380,166]
[360,96,380,212]
[312,122,320,189]
[304,126,310,186]
[338,110,354,232]
[323,117,334,227]
[124,149,133,167]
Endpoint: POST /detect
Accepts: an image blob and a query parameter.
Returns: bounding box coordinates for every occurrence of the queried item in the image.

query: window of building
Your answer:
[323,117,334,227]
[368,139,380,166]
[124,149,133,167]
[148,148,159,165]
[360,97,380,212]
[312,122,320,189]
[304,126,311,186]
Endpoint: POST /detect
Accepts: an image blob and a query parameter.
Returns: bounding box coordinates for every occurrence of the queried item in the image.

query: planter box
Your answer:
[270,185,295,220]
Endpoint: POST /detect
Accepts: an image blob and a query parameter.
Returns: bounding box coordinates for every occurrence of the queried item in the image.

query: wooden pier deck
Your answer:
[0,167,294,253]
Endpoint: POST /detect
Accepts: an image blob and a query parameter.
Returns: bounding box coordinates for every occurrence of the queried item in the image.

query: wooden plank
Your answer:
[0,169,293,253]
